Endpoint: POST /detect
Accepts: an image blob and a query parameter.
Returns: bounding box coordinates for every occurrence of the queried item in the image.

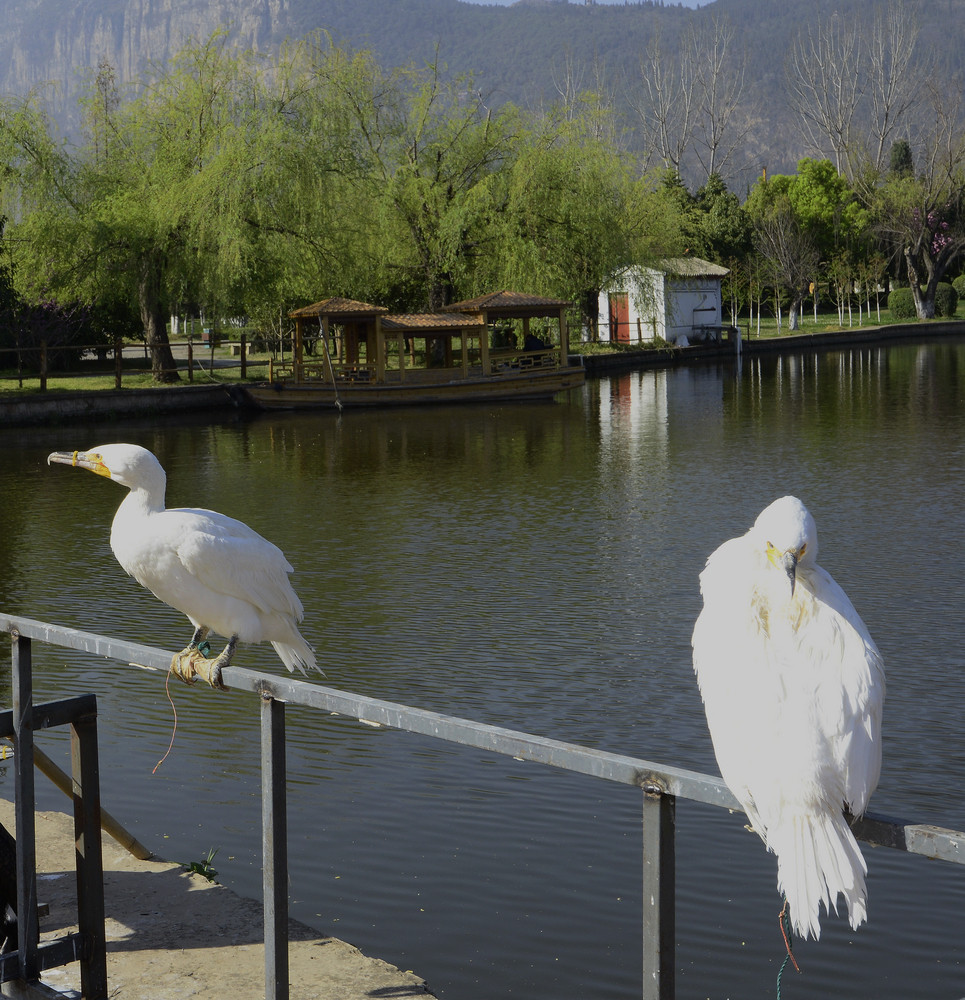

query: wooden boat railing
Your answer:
[267,346,569,386]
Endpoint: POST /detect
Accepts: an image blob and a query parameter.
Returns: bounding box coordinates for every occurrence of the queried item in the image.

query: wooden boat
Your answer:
[238,292,585,410]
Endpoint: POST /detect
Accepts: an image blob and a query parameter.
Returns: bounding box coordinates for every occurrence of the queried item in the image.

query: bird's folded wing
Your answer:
[172,509,304,620]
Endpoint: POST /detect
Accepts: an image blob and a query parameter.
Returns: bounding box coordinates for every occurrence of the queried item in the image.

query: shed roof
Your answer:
[655,257,730,278]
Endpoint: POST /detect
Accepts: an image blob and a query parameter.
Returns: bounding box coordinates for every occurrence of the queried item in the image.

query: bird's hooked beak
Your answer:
[766,543,799,596]
[47,450,111,479]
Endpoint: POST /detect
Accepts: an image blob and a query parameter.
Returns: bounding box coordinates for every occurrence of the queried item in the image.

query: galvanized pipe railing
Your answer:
[4,613,965,1000]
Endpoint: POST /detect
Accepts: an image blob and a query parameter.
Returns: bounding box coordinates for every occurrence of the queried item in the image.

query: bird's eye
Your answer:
[799,543,807,556]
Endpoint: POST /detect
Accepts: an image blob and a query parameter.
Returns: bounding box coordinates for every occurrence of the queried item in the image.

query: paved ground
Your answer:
[0,799,434,1000]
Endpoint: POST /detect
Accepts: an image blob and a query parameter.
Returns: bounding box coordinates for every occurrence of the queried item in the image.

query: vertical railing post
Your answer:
[71,712,108,999]
[261,693,289,1000]
[642,788,676,1000]
[10,632,39,984]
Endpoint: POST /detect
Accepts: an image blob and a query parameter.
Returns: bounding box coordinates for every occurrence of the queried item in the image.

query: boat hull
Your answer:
[237,366,585,410]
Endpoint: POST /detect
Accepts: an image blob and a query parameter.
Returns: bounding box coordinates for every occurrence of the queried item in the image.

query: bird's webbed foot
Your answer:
[170,633,234,691]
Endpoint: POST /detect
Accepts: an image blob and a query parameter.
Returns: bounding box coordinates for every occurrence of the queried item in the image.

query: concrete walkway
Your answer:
[0,799,434,999]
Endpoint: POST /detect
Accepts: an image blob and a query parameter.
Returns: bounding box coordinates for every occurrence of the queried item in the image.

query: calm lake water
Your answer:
[1,334,964,999]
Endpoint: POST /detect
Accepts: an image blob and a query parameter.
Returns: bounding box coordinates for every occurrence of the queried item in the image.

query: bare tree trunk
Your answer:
[904,250,934,318]
[789,296,803,331]
[867,1,923,175]
[692,15,752,184]
[786,2,923,187]
[138,254,180,383]
[785,15,862,181]
[632,25,697,175]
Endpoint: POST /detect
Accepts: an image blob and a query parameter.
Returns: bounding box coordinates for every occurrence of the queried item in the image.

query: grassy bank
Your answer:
[2,308,961,393]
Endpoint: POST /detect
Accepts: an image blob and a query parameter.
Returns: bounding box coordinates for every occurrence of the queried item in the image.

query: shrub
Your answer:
[934,281,958,317]
[952,274,965,300]
[887,286,917,319]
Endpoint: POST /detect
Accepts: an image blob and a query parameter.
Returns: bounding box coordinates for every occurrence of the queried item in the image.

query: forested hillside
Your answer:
[3,0,965,185]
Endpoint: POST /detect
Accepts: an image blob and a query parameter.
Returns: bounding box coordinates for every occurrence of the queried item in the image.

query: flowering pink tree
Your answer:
[872,96,965,319]
[887,196,965,318]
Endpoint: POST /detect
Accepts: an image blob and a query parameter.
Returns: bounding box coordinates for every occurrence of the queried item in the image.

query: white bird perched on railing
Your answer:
[48,443,317,689]
[692,496,885,942]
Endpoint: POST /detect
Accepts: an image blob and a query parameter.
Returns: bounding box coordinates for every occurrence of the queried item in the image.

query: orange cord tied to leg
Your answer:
[776,896,801,999]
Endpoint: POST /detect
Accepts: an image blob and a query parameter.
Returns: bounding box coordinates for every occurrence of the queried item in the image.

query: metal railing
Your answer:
[3,612,965,1000]
[1,627,107,999]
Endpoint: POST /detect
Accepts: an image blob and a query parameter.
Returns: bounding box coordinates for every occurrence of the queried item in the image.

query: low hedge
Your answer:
[887,287,916,319]
[887,283,958,318]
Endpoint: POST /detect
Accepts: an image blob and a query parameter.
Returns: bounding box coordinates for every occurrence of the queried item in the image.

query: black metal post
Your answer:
[642,789,676,1000]
[261,694,288,1000]
[11,632,39,984]
[71,714,108,999]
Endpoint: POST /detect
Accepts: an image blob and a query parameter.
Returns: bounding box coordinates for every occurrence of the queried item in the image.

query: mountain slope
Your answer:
[2,0,964,183]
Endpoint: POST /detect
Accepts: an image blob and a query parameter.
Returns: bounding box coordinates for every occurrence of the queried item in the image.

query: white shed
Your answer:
[596,258,730,346]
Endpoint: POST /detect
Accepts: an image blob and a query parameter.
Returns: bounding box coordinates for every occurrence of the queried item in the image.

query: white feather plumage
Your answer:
[692,496,884,940]
[49,443,316,675]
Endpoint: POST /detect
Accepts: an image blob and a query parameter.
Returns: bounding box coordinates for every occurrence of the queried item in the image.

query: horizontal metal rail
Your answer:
[4,612,965,1000]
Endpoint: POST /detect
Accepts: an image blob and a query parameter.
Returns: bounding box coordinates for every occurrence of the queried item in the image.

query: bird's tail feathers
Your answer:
[771,810,868,941]
[271,637,319,676]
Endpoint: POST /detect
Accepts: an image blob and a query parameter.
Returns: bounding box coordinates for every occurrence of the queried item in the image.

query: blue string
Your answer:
[776,897,799,999]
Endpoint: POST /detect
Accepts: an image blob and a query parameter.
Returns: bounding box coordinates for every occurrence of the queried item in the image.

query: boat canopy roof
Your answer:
[289,291,573,327]
[442,290,572,319]
[289,297,388,321]
[382,312,485,333]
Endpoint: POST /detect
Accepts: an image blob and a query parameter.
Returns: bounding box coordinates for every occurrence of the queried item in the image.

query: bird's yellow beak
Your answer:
[47,450,111,478]
[766,543,799,595]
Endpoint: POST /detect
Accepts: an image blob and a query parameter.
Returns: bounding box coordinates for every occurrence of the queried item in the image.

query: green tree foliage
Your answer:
[1,34,264,379]
[744,159,870,327]
[693,173,752,261]
[0,218,18,345]
[873,168,965,319]
[12,18,961,367]
[889,139,914,178]
[305,44,520,311]
[486,101,682,328]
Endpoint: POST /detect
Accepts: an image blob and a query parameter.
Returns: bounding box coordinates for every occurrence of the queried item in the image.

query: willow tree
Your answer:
[1,33,285,381]
[309,47,520,310]
[488,98,683,331]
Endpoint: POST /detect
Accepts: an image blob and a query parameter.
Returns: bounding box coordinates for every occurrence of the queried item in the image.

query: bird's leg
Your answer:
[190,636,236,691]
[189,625,210,652]
[170,626,216,687]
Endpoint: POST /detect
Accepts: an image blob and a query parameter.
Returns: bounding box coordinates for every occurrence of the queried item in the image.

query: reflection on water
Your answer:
[1,335,964,999]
